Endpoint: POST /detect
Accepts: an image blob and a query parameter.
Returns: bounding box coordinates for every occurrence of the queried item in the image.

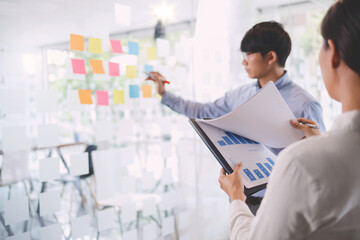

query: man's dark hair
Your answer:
[321,0,360,76]
[240,21,291,67]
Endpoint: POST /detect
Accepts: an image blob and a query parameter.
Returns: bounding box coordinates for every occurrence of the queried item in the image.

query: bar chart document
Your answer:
[189,119,277,194]
[198,81,304,148]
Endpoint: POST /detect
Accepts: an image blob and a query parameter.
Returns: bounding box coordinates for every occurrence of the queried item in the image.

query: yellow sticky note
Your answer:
[89,37,102,53]
[126,65,137,78]
[89,59,105,74]
[70,34,84,51]
[147,47,157,60]
[78,89,93,104]
[113,90,125,104]
[142,85,152,98]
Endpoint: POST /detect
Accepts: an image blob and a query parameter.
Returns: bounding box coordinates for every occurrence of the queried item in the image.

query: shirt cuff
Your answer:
[160,90,174,106]
[230,200,253,217]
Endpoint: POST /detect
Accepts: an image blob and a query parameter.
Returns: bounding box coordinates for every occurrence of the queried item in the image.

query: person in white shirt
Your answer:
[218,0,360,239]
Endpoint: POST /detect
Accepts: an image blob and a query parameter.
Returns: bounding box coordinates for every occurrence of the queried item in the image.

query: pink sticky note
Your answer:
[96,91,109,106]
[71,59,86,74]
[109,62,120,76]
[110,39,123,54]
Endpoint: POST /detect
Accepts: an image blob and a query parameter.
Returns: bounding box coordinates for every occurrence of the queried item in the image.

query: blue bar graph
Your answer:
[225,132,240,144]
[222,136,234,145]
[233,134,247,144]
[256,163,270,177]
[242,137,254,144]
[253,169,264,179]
[243,168,256,181]
[217,140,226,146]
[266,157,275,166]
[264,162,272,171]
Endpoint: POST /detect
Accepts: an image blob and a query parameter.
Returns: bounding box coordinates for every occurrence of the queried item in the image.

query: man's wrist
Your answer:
[230,191,246,202]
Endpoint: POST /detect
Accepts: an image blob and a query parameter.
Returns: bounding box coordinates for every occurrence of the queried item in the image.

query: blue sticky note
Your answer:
[128,41,139,56]
[144,65,154,73]
[129,85,140,98]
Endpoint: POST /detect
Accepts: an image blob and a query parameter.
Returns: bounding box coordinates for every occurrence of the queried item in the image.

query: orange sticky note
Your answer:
[113,90,125,104]
[89,60,105,74]
[126,65,137,78]
[89,37,102,53]
[142,85,152,98]
[70,34,84,51]
[78,89,93,104]
[147,47,157,60]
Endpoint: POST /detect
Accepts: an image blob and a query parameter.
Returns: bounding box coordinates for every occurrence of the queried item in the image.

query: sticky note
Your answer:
[89,37,102,53]
[37,124,59,148]
[113,90,125,104]
[162,216,175,236]
[96,121,112,142]
[40,190,61,216]
[161,168,173,186]
[89,59,105,74]
[39,157,60,182]
[6,232,30,240]
[40,224,61,240]
[121,202,137,223]
[178,211,191,229]
[156,38,170,58]
[78,89,93,104]
[97,208,116,232]
[36,90,58,112]
[129,85,139,98]
[161,141,172,158]
[72,215,90,239]
[147,47,157,60]
[70,152,89,176]
[123,229,138,240]
[110,39,123,53]
[4,195,29,225]
[70,33,84,51]
[0,89,25,114]
[2,126,28,152]
[161,192,175,211]
[115,3,131,26]
[71,58,86,74]
[142,172,155,190]
[126,65,137,78]
[179,235,191,240]
[128,41,139,56]
[109,62,120,76]
[142,85,152,98]
[144,65,154,73]
[142,197,157,216]
[143,222,157,240]
[96,90,109,106]
[67,89,82,111]
[1,150,30,185]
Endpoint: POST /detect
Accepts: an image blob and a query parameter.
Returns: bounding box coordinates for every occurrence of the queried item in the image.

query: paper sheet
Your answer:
[123,229,138,240]
[162,216,175,236]
[142,197,157,216]
[71,215,90,239]
[40,224,62,240]
[143,222,157,240]
[142,172,155,191]
[178,211,191,229]
[70,152,89,176]
[40,190,61,216]
[198,81,304,148]
[114,3,131,26]
[36,90,58,112]
[37,124,59,148]
[96,121,112,142]
[39,157,60,182]
[0,89,25,114]
[6,232,30,240]
[97,208,116,232]
[2,126,28,152]
[121,202,137,223]
[1,150,30,185]
[4,195,29,225]
[156,38,170,58]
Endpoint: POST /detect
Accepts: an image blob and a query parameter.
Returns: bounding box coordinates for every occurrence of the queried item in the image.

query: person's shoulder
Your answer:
[286,80,318,103]
[227,81,257,94]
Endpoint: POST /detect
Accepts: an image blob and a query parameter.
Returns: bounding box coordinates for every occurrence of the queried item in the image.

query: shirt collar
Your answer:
[331,110,360,132]
[256,71,291,91]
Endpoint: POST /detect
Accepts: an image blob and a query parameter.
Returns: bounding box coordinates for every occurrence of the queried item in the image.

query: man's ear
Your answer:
[267,51,278,65]
[328,39,340,68]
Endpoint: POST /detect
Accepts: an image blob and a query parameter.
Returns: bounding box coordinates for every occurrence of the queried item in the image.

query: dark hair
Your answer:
[240,21,291,67]
[321,0,360,76]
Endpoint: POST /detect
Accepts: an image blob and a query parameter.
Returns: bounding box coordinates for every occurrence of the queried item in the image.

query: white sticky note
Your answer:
[142,197,157,217]
[36,90,58,112]
[143,222,157,240]
[40,224,62,240]
[179,234,191,240]
[175,42,186,63]
[40,190,61,216]
[2,126,28,152]
[96,121,112,142]
[161,192,175,211]
[174,66,188,83]
[162,216,175,236]
[70,152,89,176]
[161,142,172,158]
[142,172,155,190]
[4,195,29,225]
[39,157,60,182]
[37,124,59,148]
[156,38,170,58]
[156,65,171,81]
[115,3,131,26]
[121,202,137,223]
[1,150,30,185]
[0,89,25,114]
[71,215,90,239]
[97,208,116,232]
[6,232,30,240]
[123,229,138,240]
[178,211,191,230]
[121,176,136,194]
[116,120,134,141]
[66,89,82,111]
[161,169,173,186]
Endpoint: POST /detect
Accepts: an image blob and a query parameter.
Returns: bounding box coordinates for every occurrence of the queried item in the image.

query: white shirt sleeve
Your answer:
[229,152,318,240]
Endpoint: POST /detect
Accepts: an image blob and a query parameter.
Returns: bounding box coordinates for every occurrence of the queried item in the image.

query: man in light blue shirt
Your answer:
[147,21,325,212]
